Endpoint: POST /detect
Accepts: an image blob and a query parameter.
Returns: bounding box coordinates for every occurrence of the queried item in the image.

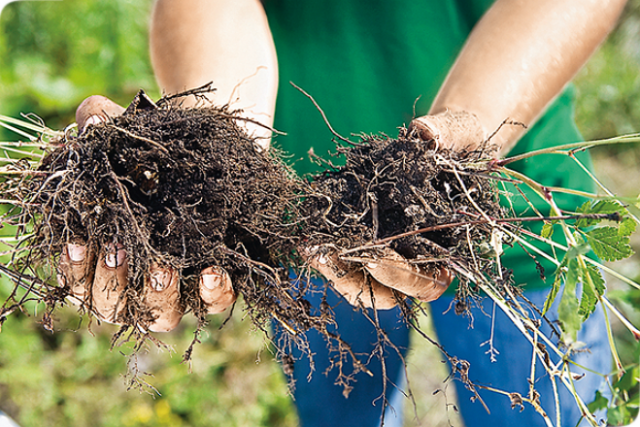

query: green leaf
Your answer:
[615,366,639,392]
[586,263,605,294]
[585,226,634,261]
[587,390,609,413]
[566,234,591,262]
[576,200,627,228]
[543,268,563,315]
[558,259,581,341]
[551,234,588,278]
[541,221,554,239]
[619,217,637,237]
[578,280,597,322]
[607,404,631,426]
[578,263,605,321]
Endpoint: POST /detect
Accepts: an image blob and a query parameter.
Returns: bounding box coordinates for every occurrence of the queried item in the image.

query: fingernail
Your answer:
[84,115,104,128]
[367,262,378,269]
[201,271,222,290]
[105,243,126,268]
[68,243,87,262]
[317,254,329,265]
[150,269,172,292]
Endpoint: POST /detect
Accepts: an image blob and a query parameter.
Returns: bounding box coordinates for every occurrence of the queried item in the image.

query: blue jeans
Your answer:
[430,288,611,427]
[278,277,611,427]
[275,279,409,427]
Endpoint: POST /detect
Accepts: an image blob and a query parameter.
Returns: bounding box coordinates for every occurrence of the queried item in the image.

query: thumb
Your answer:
[76,95,125,132]
[409,110,485,151]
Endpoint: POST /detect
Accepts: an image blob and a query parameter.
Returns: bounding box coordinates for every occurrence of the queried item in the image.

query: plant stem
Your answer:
[497,133,640,167]
[601,296,640,340]
[0,114,62,136]
[370,213,617,247]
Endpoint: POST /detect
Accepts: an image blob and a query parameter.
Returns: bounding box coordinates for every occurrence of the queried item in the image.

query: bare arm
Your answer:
[414,0,626,154]
[150,0,278,145]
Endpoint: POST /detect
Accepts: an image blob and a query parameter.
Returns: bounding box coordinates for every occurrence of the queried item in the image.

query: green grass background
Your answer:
[1,1,640,426]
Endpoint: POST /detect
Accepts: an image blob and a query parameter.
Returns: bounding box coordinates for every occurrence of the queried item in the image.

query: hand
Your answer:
[408,110,486,152]
[57,95,236,332]
[303,111,489,310]
[306,246,452,310]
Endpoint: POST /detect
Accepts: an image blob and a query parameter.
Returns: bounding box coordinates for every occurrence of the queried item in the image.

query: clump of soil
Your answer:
[301,131,508,305]
[275,131,510,395]
[1,91,509,393]
[3,91,311,334]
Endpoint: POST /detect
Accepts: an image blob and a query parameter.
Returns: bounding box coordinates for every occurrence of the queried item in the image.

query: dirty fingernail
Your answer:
[105,243,126,268]
[201,271,222,290]
[150,269,172,292]
[83,115,104,129]
[68,243,87,262]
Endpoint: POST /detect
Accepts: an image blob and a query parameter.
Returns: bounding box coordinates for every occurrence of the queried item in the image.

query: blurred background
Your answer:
[0,1,639,426]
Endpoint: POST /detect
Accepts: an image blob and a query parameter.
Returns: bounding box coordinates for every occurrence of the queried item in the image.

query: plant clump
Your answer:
[301,131,509,309]
[1,91,310,334]
[1,91,508,389]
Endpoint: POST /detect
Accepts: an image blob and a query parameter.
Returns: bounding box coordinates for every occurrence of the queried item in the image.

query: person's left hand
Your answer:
[303,110,491,310]
[306,246,452,310]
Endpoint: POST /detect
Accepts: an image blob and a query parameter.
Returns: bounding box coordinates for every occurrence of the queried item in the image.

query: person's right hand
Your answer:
[57,95,237,332]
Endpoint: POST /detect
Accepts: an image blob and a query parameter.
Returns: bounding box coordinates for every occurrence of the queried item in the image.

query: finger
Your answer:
[200,267,237,314]
[57,243,95,303]
[408,111,484,150]
[307,248,399,310]
[92,243,128,323]
[76,95,125,132]
[363,248,452,302]
[143,264,183,332]
[408,116,439,143]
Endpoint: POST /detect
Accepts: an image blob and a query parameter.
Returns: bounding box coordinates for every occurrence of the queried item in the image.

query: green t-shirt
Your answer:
[263,0,595,289]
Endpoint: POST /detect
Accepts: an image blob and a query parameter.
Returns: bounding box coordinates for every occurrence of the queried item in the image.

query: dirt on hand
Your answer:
[6,91,309,334]
[301,130,508,310]
[1,91,509,394]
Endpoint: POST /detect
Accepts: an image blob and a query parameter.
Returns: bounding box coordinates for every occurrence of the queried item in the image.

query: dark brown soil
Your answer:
[1,91,509,397]
[301,132,507,301]
[5,91,309,333]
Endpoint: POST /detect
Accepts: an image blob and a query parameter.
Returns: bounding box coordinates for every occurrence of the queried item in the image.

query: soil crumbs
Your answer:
[5,92,308,337]
[302,131,508,307]
[1,91,511,396]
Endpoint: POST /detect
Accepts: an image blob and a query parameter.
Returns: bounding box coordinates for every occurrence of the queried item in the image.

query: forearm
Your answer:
[150,0,278,142]
[430,0,626,154]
